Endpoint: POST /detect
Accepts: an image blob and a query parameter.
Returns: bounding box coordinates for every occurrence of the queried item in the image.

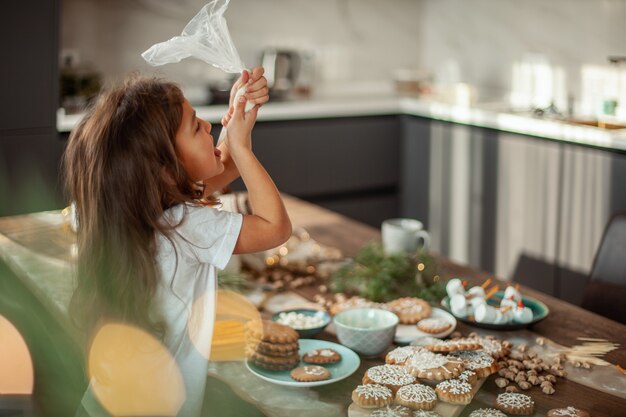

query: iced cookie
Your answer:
[405,350,464,381]
[413,336,481,353]
[435,379,473,404]
[245,319,298,344]
[351,384,393,408]
[451,350,499,378]
[362,364,416,393]
[417,317,452,334]
[473,337,510,359]
[494,392,535,415]
[469,409,507,417]
[547,406,590,417]
[456,370,478,384]
[302,348,341,364]
[290,365,330,382]
[385,346,428,365]
[370,405,412,417]
[412,411,442,417]
[387,297,432,324]
[394,383,437,410]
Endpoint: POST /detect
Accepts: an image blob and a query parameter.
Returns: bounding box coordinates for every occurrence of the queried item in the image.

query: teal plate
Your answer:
[441,291,549,330]
[245,339,360,387]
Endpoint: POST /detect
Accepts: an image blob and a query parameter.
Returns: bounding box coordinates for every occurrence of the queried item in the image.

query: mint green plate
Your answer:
[245,339,360,387]
[441,291,549,330]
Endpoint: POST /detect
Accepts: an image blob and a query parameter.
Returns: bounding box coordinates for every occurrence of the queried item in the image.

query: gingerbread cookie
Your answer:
[290,365,330,382]
[413,336,482,352]
[476,337,510,359]
[395,383,437,410]
[245,347,300,365]
[387,297,432,324]
[417,317,452,334]
[450,350,498,378]
[247,339,299,355]
[456,370,478,384]
[435,379,473,405]
[370,405,412,417]
[302,348,341,364]
[362,364,416,393]
[494,392,535,415]
[547,406,590,417]
[329,296,385,316]
[411,411,442,417]
[245,319,299,344]
[351,383,393,408]
[469,409,507,417]
[385,346,427,365]
[405,351,464,381]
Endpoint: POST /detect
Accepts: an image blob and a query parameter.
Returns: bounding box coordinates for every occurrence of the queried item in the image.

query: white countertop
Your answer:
[57,90,626,152]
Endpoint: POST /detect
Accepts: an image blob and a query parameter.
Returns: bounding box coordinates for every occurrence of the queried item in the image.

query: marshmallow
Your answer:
[450,293,468,317]
[446,278,466,298]
[504,285,521,302]
[467,286,486,299]
[513,306,533,324]
[500,296,517,309]
[474,304,498,323]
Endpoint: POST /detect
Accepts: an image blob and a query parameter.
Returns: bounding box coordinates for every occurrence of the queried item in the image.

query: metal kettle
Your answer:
[261,48,300,100]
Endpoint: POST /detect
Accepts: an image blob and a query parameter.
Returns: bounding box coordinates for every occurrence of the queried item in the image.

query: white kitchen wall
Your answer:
[62,0,626,104]
[61,0,425,91]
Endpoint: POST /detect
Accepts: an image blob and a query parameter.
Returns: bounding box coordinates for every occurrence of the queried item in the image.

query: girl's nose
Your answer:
[201,119,211,131]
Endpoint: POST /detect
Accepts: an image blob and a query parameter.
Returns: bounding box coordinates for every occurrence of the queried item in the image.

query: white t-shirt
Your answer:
[81,203,243,417]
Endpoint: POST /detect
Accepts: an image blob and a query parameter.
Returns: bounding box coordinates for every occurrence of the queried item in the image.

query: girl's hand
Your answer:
[221,67,268,128]
[225,96,259,154]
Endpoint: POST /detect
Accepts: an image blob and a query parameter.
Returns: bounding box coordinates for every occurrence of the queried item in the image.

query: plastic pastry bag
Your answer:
[142,0,253,142]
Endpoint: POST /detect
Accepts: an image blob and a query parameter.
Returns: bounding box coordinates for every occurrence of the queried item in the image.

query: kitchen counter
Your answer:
[57,88,626,152]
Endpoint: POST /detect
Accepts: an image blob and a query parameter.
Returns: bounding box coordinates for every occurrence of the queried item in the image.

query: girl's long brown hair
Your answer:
[63,75,206,339]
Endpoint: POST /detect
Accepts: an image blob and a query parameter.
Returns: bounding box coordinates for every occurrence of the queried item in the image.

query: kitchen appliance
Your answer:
[261,48,301,100]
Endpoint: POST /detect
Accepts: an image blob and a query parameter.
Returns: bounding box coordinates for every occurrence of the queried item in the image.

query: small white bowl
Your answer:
[333,308,399,357]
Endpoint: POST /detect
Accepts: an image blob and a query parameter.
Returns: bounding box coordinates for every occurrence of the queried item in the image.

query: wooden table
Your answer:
[1,196,625,417]
[282,197,626,417]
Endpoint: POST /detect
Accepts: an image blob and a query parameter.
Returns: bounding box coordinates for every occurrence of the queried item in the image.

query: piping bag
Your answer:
[141,0,253,144]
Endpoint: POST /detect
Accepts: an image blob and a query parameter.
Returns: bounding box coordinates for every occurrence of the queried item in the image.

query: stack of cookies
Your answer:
[244,319,300,371]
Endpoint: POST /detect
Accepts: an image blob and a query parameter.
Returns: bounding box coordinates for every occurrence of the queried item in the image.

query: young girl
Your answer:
[64,67,291,417]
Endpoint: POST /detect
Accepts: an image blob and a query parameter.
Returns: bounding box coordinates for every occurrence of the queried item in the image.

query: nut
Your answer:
[504,371,517,381]
[518,344,529,353]
[495,378,509,388]
[544,375,556,383]
[518,381,532,390]
[542,385,556,395]
[541,381,553,389]
[505,385,519,393]
[536,337,546,346]
[502,340,513,349]
[515,373,527,383]
[528,375,540,385]
[527,351,538,359]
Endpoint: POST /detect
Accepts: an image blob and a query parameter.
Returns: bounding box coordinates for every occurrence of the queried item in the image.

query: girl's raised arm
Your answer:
[226,96,292,254]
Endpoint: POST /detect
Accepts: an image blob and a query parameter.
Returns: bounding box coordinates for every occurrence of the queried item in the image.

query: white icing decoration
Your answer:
[387,346,425,364]
[553,407,583,416]
[370,405,412,417]
[496,392,534,409]
[396,384,436,403]
[457,370,476,382]
[418,318,450,329]
[406,351,449,371]
[412,411,441,417]
[469,408,507,417]
[354,384,392,400]
[436,379,472,395]
[476,338,505,356]
[367,365,416,386]
[452,350,494,370]
[303,366,326,376]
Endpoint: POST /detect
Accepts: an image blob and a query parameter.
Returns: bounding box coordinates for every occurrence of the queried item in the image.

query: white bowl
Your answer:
[333,308,399,357]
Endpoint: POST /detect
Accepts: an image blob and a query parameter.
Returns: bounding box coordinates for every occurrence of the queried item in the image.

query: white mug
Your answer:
[381,218,430,254]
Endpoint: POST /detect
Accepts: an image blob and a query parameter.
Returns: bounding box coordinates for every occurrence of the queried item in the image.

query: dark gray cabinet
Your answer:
[220,116,401,227]
[0,1,63,216]
[399,116,626,306]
